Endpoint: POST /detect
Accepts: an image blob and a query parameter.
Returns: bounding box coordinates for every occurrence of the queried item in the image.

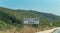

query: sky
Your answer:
[0,0,60,16]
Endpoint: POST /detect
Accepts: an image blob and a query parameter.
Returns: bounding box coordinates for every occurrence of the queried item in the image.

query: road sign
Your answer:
[23,18,39,24]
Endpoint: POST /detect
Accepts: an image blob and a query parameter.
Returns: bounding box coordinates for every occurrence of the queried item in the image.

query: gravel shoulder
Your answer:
[36,27,60,33]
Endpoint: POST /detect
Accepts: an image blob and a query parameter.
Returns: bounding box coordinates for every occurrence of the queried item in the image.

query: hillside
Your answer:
[0,7,60,32]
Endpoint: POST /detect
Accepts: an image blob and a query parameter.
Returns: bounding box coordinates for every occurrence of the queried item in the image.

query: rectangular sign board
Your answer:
[23,18,39,24]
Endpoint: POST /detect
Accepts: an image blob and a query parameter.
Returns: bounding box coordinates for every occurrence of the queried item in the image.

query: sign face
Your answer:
[23,18,39,24]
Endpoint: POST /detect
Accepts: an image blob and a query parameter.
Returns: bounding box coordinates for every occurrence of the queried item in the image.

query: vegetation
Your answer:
[0,7,60,33]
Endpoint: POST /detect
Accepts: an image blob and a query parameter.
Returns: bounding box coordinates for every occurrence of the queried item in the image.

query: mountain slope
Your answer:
[0,7,60,31]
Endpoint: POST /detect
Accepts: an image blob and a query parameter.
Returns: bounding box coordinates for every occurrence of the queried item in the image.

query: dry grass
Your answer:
[0,28,17,33]
[19,26,36,33]
[0,26,55,33]
[0,26,36,33]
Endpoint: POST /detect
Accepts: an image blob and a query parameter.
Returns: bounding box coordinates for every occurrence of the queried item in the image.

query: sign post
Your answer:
[23,18,39,32]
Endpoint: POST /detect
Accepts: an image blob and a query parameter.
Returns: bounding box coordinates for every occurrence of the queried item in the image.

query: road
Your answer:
[36,27,60,33]
[53,28,60,33]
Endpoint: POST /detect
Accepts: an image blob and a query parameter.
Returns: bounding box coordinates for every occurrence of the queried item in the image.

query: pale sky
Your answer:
[0,0,60,16]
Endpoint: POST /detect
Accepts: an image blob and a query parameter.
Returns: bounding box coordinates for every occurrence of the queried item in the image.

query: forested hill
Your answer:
[0,7,60,30]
